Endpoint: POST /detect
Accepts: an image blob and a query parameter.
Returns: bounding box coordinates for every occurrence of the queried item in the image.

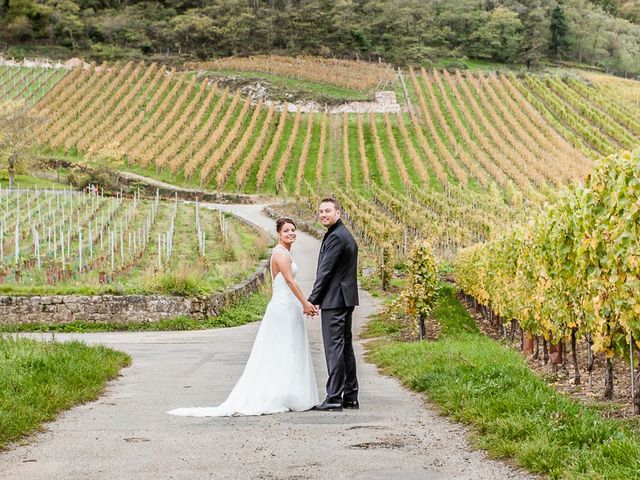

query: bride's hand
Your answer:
[303,301,317,316]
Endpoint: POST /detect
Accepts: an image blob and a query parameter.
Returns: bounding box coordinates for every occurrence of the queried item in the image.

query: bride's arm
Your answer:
[272,251,316,314]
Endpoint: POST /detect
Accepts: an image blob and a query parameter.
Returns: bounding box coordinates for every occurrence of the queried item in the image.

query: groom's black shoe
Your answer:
[313,401,343,412]
[342,400,359,410]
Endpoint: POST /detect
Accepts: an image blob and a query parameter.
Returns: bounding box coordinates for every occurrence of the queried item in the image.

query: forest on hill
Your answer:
[1,0,640,76]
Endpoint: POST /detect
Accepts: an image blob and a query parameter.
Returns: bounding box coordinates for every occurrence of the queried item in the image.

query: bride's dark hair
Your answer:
[276,217,296,233]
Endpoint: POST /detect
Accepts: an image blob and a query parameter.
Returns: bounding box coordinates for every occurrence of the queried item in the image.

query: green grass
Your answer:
[0,290,270,333]
[365,283,640,479]
[2,44,74,61]
[0,335,131,449]
[360,312,403,339]
[0,173,70,190]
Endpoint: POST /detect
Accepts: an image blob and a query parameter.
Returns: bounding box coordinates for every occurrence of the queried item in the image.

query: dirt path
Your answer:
[0,205,534,480]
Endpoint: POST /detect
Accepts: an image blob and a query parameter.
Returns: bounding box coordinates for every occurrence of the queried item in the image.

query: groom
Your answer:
[308,197,359,412]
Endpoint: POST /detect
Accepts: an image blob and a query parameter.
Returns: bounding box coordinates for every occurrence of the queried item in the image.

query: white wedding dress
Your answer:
[167,245,319,417]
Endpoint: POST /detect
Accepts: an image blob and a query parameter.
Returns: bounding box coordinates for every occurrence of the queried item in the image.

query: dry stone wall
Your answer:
[0,260,268,325]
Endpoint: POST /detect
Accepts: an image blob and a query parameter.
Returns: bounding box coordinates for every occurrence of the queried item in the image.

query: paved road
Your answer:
[0,204,533,480]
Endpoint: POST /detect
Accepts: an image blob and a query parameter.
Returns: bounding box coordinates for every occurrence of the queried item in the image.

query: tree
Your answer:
[550,3,570,59]
[588,0,620,14]
[519,1,549,68]
[45,0,83,48]
[0,102,41,188]
[171,10,217,54]
[5,14,34,40]
[470,7,523,62]
[398,240,439,340]
[619,1,640,25]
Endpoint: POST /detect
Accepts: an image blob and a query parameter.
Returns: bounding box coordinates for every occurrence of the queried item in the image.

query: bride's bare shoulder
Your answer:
[272,245,291,256]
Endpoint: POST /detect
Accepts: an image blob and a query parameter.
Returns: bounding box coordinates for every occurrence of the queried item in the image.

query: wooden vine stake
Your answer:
[571,328,580,385]
[604,356,614,400]
[631,333,639,415]
[587,333,594,388]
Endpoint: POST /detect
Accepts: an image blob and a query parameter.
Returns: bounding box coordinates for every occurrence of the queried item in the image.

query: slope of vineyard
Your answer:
[0,186,265,294]
[581,70,640,108]
[23,61,640,256]
[0,66,67,105]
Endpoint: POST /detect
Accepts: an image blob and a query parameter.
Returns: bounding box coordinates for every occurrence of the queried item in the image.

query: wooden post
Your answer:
[604,356,614,400]
[571,328,581,385]
[630,334,638,414]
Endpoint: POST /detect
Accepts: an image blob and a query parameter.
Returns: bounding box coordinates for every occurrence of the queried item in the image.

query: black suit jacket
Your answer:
[308,219,359,309]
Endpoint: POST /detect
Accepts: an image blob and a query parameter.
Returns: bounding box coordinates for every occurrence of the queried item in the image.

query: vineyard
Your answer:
[31,63,640,200]
[582,70,640,108]
[4,61,628,260]
[0,186,266,294]
[455,149,640,410]
[0,66,67,106]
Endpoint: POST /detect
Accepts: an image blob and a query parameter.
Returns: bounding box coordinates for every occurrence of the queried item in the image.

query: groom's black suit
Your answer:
[308,219,359,405]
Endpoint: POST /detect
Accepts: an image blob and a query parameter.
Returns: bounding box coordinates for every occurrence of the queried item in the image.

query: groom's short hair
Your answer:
[320,197,341,211]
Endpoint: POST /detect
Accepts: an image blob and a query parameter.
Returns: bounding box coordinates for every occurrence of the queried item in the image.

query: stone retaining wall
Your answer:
[0,260,268,325]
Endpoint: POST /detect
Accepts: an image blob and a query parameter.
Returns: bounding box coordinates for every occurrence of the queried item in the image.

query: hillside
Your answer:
[2,57,638,257]
[1,0,640,76]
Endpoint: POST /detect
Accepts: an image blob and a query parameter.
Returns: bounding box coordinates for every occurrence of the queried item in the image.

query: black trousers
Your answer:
[321,307,358,404]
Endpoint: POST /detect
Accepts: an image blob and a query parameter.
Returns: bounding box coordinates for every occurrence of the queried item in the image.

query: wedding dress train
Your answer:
[167,246,319,417]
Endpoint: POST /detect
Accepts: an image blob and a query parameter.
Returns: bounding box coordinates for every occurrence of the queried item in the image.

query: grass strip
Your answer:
[0,291,270,333]
[366,283,640,479]
[0,336,131,449]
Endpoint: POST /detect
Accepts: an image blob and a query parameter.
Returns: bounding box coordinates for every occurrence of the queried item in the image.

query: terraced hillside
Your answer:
[14,60,640,256]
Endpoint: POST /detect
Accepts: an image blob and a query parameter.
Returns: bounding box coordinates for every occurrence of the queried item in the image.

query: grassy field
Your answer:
[0,335,131,450]
[0,173,69,190]
[365,284,640,479]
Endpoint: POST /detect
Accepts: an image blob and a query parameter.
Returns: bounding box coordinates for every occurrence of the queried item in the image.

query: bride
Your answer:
[167,217,319,417]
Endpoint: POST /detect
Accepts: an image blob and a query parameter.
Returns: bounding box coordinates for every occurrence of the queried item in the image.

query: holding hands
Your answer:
[303,301,320,317]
